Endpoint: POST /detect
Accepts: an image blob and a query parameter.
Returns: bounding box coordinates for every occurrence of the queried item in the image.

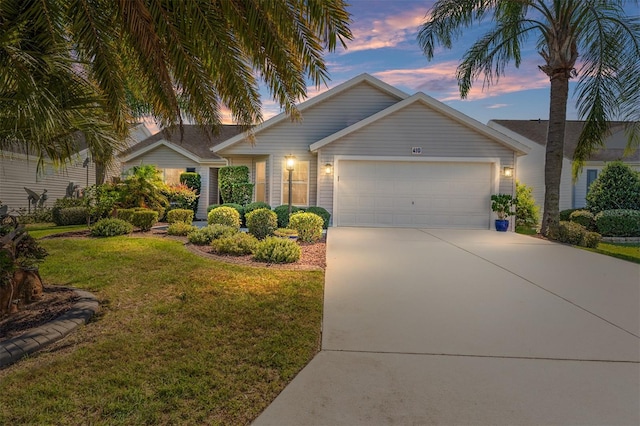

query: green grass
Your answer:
[25,223,89,239]
[0,235,324,425]
[587,242,640,264]
[515,225,537,235]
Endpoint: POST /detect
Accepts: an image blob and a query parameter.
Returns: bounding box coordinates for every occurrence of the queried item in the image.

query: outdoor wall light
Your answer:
[285,154,296,172]
[324,163,333,175]
[285,155,296,215]
[503,166,514,177]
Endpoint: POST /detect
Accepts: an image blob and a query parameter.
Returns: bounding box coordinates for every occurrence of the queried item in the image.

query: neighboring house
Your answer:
[0,123,150,212]
[124,74,529,229]
[488,120,640,211]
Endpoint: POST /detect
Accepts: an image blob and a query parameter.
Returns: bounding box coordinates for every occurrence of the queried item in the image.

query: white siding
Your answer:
[0,153,96,211]
[218,81,401,207]
[318,103,516,216]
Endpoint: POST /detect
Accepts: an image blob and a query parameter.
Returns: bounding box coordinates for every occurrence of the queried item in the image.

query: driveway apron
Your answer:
[254,228,640,425]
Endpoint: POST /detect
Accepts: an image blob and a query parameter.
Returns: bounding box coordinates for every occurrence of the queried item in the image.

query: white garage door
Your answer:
[336,160,492,228]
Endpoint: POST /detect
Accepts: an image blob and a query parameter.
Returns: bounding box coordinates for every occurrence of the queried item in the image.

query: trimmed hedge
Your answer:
[90,218,133,237]
[131,209,159,231]
[305,206,331,229]
[167,222,197,236]
[211,233,258,256]
[253,236,301,263]
[187,224,237,245]
[207,206,241,229]
[594,209,640,237]
[569,210,595,230]
[559,208,582,222]
[556,221,601,248]
[166,208,194,224]
[52,206,89,226]
[586,161,640,213]
[116,208,136,223]
[288,212,323,242]
[246,208,278,240]
[273,204,302,228]
[244,202,271,215]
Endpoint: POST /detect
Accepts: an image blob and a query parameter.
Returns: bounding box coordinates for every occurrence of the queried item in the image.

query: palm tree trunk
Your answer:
[541,75,570,236]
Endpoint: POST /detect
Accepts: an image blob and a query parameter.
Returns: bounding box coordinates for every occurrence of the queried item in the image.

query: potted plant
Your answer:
[491,194,516,232]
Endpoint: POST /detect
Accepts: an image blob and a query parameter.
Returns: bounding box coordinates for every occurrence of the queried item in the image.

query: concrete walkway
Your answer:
[254,228,640,425]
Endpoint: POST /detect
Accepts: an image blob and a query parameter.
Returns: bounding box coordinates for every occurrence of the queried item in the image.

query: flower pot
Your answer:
[495,219,509,232]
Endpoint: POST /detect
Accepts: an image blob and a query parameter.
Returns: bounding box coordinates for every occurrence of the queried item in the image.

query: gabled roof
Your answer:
[212,73,409,153]
[310,92,530,155]
[121,125,244,163]
[489,120,640,162]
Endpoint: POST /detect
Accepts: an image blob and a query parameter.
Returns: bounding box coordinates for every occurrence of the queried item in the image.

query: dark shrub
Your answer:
[211,233,258,256]
[166,208,194,224]
[167,222,197,236]
[207,204,220,213]
[52,198,85,225]
[288,212,323,242]
[594,209,640,237]
[246,208,278,240]
[90,218,133,237]
[244,202,271,215]
[131,209,159,231]
[187,224,237,245]
[305,206,331,229]
[253,237,301,263]
[219,166,251,204]
[586,161,640,213]
[207,206,241,229]
[54,207,89,226]
[559,208,581,222]
[273,204,302,228]
[569,210,595,230]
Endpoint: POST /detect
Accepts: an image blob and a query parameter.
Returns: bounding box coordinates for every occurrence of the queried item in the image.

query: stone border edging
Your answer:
[602,236,640,243]
[0,288,99,368]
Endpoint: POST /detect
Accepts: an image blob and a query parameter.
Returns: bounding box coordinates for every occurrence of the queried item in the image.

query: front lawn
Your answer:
[0,236,324,425]
[587,242,640,264]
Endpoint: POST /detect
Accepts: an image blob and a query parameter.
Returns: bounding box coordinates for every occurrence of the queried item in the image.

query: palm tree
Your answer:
[0,0,351,166]
[418,0,640,236]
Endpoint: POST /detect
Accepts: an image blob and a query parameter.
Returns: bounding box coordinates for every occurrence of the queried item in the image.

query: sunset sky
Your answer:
[253,0,640,126]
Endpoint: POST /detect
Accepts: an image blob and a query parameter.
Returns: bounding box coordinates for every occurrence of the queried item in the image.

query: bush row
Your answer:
[561,208,640,237]
[556,221,601,248]
[206,203,331,229]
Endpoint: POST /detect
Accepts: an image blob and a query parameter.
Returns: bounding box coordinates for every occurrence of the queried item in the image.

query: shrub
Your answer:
[586,161,640,213]
[305,206,331,229]
[244,202,271,215]
[581,231,601,249]
[594,209,640,237]
[167,222,197,236]
[207,204,220,213]
[273,204,302,228]
[569,210,595,230]
[163,183,198,214]
[52,197,85,225]
[559,208,581,222]
[211,233,258,256]
[187,224,237,245]
[180,172,201,212]
[253,237,301,263]
[166,208,194,224]
[53,207,89,226]
[246,208,278,239]
[515,181,539,228]
[557,221,586,245]
[17,207,53,224]
[207,206,241,229]
[90,218,133,237]
[219,166,251,204]
[115,208,136,223]
[288,212,323,242]
[232,182,254,206]
[274,228,298,238]
[131,209,159,231]
[208,203,245,224]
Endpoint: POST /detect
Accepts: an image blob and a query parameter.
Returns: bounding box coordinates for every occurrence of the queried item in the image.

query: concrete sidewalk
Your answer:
[254,228,640,425]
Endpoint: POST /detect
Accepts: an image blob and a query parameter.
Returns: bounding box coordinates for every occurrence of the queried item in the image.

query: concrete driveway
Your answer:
[254,228,640,425]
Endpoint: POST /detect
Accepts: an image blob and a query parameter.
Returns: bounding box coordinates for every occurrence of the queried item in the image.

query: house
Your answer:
[123,74,529,229]
[488,120,640,211]
[0,123,150,212]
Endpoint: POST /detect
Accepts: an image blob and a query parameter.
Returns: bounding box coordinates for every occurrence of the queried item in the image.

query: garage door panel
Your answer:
[337,160,492,229]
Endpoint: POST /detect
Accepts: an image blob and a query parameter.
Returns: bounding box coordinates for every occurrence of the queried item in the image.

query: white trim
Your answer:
[331,155,502,228]
[310,93,530,155]
[120,139,226,165]
[213,73,409,153]
[281,159,310,207]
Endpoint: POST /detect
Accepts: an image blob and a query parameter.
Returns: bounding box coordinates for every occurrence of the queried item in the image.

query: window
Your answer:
[282,160,309,206]
[255,161,266,203]
[186,167,196,173]
[587,169,598,191]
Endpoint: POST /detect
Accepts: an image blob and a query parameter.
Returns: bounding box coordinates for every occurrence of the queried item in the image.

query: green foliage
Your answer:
[179,172,201,212]
[288,212,323,243]
[52,197,85,225]
[246,208,278,240]
[207,204,220,213]
[273,204,302,228]
[187,224,237,245]
[0,222,48,281]
[219,166,251,204]
[166,209,194,224]
[556,221,601,248]
[166,222,197,236]
[274,228,298,237]
[207,206,241,229]
[594,210,640,237]
[569,210,595,230]
[253,237,301,264]
[53,207,89,226]
[232,182,254,206]
[90,218,133,237]
[559,208,582,221]
[116,208,136,223]
[131,209,159,231]
[515,182,539,228]
[120,165,169,216]
[586,162,640,213]
[490,194,516,219]
[211,233,258,256]
[163,183,199,214]
[244,202,271,215]
[83,184,120,224]
[208,203,245,224]
[17,207,53,224]
[304,206,330,229]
